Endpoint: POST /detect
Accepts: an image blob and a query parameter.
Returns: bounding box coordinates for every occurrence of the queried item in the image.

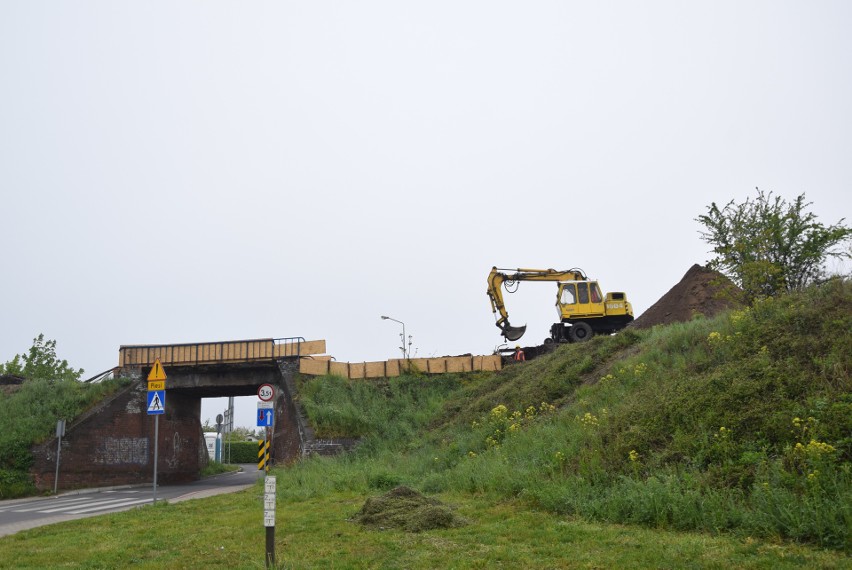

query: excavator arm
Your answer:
[486,267,587,341]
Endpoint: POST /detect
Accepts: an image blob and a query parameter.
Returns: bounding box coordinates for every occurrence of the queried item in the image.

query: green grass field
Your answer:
[0,484,848,569]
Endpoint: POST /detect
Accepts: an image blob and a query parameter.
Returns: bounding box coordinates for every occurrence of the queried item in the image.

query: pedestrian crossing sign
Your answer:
[147,390,165,415]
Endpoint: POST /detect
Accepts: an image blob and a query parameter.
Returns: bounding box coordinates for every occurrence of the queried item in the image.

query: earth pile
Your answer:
[631,264,742,329]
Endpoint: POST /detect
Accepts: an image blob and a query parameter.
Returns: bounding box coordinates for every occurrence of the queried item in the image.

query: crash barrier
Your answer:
[299,354,502,379]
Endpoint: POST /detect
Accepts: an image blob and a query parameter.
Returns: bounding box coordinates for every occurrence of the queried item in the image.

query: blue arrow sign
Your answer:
[257,408,274,427]
[147,390,166,415]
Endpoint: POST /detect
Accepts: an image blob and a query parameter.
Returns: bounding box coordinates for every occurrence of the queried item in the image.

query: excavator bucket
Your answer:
[500,323,527,342]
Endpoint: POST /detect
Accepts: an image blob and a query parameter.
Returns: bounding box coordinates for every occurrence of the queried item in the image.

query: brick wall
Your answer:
[31,380,206,491]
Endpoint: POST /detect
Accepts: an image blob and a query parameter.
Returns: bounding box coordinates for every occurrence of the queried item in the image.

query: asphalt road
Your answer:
[0,464,265,537]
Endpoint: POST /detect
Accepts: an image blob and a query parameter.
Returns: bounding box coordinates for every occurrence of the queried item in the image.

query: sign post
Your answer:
[147,358,167,504]
[53,419,65,495]
[258,384,277,568]
[264,475,276,568]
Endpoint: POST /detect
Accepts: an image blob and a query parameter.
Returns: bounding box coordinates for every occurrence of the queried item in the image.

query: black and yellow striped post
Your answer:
[257,439,271,471]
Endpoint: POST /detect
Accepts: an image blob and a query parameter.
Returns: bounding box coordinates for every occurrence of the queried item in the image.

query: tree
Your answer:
[0,334,83,383]
[697,189,851,302]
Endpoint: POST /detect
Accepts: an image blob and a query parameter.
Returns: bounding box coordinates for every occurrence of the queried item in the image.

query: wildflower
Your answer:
[554,451,565,463]
[628,450,639,463]
[805,440,836,456]
[490,405,508,420]
[707,331,722,343]
[577,412,599,428]
[600,374,615,383]
[807,470,820,482]
[633,363,647,376]
[508,423,520,432]
[468,451,477,458]
[525,406,537,419]
[714,426,731,440]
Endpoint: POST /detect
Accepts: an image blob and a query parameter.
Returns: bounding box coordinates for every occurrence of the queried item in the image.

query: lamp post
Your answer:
[381,315,410,359]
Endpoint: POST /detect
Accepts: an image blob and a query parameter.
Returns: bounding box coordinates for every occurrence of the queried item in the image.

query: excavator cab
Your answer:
[557,281,605,319]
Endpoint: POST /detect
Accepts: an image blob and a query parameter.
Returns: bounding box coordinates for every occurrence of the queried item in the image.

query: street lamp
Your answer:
[381,315,411,359]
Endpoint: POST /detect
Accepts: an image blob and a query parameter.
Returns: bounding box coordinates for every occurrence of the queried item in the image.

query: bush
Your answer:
[222,441,260,464]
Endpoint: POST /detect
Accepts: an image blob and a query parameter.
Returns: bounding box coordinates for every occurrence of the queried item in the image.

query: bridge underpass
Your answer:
[29,337,501,492]
[30,338,329,492]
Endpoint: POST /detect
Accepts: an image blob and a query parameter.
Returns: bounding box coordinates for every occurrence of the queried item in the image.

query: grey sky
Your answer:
[2,2,850,429]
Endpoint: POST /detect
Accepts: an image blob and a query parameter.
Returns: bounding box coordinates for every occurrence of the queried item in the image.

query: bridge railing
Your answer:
[118,337,316,367]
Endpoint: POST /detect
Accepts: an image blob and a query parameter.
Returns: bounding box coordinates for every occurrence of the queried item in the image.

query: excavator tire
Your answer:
[568,322,593,342]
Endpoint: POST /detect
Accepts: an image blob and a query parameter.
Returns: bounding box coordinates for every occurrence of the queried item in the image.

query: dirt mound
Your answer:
[630,264,742,329]
[351,486,468,532]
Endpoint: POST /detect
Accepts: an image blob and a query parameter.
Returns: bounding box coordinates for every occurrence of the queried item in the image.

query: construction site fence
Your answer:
[299,355,501,379]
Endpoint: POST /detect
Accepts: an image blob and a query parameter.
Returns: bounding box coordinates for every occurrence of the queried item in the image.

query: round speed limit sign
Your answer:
[258,384,275,402]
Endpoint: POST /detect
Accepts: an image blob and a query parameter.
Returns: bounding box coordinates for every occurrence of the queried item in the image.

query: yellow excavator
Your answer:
[487,267,634,343]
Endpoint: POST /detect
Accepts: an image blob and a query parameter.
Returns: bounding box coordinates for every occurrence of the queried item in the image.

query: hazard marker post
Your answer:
[147,358,167,504]
[258,383,276,568]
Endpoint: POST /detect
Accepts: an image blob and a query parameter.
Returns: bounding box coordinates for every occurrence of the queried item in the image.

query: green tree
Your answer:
[697,189,851,302]
[0,334,83,383]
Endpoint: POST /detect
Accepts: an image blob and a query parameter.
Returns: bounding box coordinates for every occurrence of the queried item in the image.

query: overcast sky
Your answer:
[2,2,850,429]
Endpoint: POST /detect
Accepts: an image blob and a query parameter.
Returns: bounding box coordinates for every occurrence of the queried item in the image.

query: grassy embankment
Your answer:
[0,279,849,568]
[0,376,131,498]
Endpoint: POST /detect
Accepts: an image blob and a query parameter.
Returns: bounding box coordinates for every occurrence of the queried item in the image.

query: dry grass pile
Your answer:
[351,486,468,532]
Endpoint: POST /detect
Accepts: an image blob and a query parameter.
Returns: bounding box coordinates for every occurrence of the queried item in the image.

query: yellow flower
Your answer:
[805,440,836,456]
[628,450,639,462]
[490,404,508,420]
[578,412,599,427]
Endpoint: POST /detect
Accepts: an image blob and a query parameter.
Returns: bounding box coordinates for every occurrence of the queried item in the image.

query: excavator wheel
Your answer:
[568,322,593,342]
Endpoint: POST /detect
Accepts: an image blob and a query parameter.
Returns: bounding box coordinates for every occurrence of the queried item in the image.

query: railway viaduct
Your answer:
[28,337,502,492]
[29,338,333,491]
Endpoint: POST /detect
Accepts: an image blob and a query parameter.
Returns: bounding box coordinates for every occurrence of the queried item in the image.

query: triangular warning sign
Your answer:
[148,392,164,412]
[148,358,167,381]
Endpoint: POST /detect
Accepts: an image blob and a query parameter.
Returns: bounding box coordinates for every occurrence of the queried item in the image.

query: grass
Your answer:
[290,278,852,551]
[200,461,241,478]
[0,482,848,569]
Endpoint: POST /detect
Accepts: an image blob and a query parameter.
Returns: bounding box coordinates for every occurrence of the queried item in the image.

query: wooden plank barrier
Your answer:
[118,338,326,367]
[299,355,502,379]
